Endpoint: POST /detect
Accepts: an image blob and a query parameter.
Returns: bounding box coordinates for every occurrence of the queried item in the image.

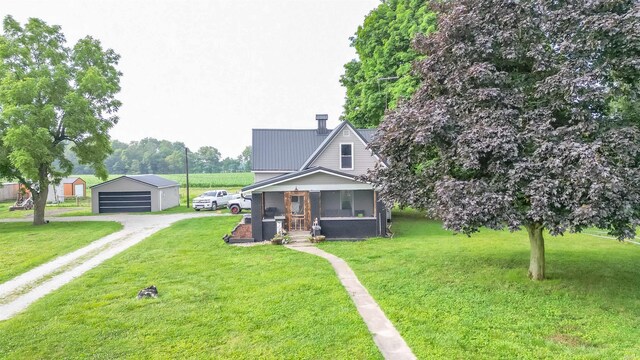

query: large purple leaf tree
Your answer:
[368,0,640,280]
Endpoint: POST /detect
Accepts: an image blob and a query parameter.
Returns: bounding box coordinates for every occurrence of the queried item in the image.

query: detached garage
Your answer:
[91,175,180,214]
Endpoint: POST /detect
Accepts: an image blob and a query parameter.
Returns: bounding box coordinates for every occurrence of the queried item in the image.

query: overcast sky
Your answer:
[1,0,379,157]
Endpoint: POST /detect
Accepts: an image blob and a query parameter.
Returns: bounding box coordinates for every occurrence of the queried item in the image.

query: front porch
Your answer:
[241,168,388,242]
[250,189,386,241]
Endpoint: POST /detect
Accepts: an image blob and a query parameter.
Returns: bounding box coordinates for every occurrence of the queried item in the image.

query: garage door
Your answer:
[98,191,151,213]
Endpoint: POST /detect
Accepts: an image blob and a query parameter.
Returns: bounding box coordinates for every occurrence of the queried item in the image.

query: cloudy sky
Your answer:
[1,0,379,157]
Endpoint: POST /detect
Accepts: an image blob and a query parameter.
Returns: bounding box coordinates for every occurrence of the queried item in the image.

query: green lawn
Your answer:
[0,216,380,359]
[0,199,91,220]
[0,221,123,283]
[319,209,640,359]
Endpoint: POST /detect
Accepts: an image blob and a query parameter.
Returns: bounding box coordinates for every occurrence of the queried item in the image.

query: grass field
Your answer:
[76,172,253,188]
[0,201,31,220]
[320,210,640,359]
[0,221,123,284]
[0,216,380,359]
[0,200,91,220]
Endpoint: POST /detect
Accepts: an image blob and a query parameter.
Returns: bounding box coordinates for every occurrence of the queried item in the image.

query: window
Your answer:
[320,190,374,218]
[340,190,353,212]
[343,130,350,137]
[263,192,285,219]
[340,143,353,170]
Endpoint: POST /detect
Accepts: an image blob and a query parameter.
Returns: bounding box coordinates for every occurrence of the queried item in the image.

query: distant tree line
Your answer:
[66,138,251,175]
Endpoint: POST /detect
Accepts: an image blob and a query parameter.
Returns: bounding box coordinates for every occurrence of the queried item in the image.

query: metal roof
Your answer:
[252,125,377,171]
[61,177,80,184]
[252,129,329,171]
[127,175,179,188]
[358,129,375,142]
[91,174,179,189]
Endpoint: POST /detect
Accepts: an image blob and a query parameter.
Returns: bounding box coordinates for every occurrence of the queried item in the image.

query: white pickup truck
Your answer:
[228,195,252,214]
[192,190,234,211]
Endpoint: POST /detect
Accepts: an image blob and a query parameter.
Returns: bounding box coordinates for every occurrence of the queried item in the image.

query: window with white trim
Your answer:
[340,143,353,170]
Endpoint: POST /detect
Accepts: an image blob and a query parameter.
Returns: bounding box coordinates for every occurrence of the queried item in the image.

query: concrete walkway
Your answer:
[286,244,417,360]
[0,212,230,321]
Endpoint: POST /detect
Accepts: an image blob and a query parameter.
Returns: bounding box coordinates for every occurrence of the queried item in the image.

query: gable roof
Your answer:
[242,166,363,192]
[252,123,377,172]
[299,122,378,171]
[61,177,82,184]
[91,174,179,189]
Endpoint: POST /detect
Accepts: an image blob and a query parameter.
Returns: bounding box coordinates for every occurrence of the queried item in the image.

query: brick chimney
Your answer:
[316,114,328,135]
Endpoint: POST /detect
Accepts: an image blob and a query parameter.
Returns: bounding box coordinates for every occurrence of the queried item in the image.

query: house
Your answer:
[241,114,388,241]
[91,175,180,213]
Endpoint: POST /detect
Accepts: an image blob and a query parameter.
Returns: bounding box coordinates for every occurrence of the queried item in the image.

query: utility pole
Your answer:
[185,147,190,208]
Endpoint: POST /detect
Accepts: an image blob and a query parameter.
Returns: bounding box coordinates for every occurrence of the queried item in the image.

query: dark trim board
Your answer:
[98,191,151,213]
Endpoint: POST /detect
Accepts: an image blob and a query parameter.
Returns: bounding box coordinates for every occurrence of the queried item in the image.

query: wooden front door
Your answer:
[284,191,310,232]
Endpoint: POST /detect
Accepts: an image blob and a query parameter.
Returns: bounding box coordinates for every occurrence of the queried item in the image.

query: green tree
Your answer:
[0,16,121,224]
[368,0,640,280]
[220,157,240,173]
[340,0,436,128]
[239,145,251,171]
[194,146,221,173]
[164,149,185,174]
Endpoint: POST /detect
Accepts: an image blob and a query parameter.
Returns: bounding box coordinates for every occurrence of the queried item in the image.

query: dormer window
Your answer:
[340,143,353,170]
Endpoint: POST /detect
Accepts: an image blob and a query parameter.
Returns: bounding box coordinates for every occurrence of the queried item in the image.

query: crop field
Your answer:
[76,172,253,188]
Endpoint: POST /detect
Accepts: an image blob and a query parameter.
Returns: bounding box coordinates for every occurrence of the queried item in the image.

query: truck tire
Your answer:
[230,204,241,214]
[211,201,217,211]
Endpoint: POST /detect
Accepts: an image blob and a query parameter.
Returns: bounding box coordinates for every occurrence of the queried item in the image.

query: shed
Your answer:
[61,177,86,198]
[91,175,180,214]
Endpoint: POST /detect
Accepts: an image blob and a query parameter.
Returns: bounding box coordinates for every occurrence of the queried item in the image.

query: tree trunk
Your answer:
[526,223,545,280]
[32,177,49,226]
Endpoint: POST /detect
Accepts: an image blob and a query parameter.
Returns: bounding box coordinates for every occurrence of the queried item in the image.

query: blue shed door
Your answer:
[98,191,151,213]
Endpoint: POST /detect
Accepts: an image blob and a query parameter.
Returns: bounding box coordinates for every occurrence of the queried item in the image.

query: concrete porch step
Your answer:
[288,231,311,245]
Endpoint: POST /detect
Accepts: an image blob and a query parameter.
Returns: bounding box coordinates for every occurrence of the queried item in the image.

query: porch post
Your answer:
[376,192,387,237]
[310,191,320,226]
[251,192,263,241]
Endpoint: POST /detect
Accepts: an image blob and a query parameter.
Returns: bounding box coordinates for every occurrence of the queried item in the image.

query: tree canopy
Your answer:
[0,16,121,224]
[67,139,250,175]
[340,0,436,128]
[368,0,640,280]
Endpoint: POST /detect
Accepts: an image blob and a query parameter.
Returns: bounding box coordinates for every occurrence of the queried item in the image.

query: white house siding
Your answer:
[308,130,378,176]
[254,172,374,193]
[254,172,291,183]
